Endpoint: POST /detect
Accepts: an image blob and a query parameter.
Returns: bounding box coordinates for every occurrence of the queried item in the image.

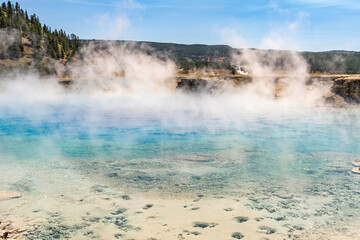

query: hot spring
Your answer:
[1,45,360,239]
[1,87,360,239]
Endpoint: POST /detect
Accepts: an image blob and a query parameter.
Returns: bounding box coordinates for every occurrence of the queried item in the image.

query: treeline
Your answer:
[302,52,360,74]
[1,1,360,76]
[144,42,234,72]
[120,41,360,74]
[0,1,80,60]
[175,50,360,74]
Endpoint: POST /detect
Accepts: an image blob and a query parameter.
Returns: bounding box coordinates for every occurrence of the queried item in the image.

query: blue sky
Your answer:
[12,0,360,51]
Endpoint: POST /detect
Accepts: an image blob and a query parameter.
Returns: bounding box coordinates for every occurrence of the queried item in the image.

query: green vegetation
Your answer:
[302,51,360,74]
[0,1,80,61]
[104,40,360,74]
[86,40,237,73]
[140,42,235,71]
[1,1,359,76]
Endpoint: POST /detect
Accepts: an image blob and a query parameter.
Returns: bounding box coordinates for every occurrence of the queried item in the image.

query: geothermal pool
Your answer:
[1,96,360,239]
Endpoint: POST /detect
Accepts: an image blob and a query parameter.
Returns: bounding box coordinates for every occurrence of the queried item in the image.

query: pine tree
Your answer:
[7,1,13,17]
[15,1,19,13]
[0,7,7,28]
[0,0,81,61]
[61,47,65,59]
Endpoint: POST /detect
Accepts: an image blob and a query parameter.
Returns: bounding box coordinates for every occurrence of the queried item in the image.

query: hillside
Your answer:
[0,1,80,73]
[84,40,360,74]
[1,1,360,75]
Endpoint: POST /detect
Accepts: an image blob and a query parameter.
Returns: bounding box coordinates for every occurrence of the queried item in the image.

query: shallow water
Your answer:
[1,99,360,239]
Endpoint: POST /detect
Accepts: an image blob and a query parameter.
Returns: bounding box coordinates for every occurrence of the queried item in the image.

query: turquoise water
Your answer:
[1,100,360,238]
[1,105,359,159]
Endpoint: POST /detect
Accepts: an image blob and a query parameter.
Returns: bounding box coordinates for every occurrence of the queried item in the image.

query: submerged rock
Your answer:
[258,226,277,235]
[143,204,153,210]
[0,221,27,239]
[111,208,127,215]
[106,172,119,178]
[135,175,155,182]
[234,216,249,223]
[231,232,244,239]
[192,222,218,228]
[0,191,22,200]
[121,195,131,200]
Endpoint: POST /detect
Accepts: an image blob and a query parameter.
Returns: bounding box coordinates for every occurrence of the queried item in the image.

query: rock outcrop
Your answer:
[331,78,360,104]
[175,76,251,93]
[176,78,223,93]
[176,76,360,108]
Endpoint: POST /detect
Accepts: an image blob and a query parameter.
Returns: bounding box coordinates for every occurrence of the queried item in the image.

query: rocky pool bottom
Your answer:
[1,106,360,239]
[1,150,360,240]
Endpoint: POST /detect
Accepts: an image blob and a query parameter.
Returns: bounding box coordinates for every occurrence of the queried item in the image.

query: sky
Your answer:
[11,0,360,51]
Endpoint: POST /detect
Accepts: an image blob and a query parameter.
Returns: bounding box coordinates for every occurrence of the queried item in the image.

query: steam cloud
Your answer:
[68,42,176,96]
[231,48,328,107]
[0,29,22,59]
[0,39,335,122]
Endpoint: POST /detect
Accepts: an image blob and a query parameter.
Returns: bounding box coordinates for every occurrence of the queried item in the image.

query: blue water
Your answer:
[1,105,359,159]
[1,102,360,238]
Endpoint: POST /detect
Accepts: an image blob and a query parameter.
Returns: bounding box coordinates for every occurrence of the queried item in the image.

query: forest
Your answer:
[1,1,360,75]
[0,1,80,61]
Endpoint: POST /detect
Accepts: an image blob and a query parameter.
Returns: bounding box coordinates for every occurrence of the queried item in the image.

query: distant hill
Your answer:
[323,50,360,54]
[82,40,234,71]
[1,1,360,75]
[302,51,360,74]
[84,40,360,74]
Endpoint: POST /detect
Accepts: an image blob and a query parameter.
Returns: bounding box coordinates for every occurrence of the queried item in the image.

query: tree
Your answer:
[15,1,19,13]
[0,0,81,62]
[0,8,7,28]
[61,47,65,59]
[7,1,13,17]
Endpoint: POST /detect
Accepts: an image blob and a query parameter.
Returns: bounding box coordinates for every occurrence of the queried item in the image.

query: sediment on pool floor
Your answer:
[0,221,27,239]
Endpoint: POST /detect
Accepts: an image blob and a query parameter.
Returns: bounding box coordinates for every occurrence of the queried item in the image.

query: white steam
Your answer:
[0,39,336,121]
[0,29,21,58]
[230,48,325,107]
[68,42,176,96]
